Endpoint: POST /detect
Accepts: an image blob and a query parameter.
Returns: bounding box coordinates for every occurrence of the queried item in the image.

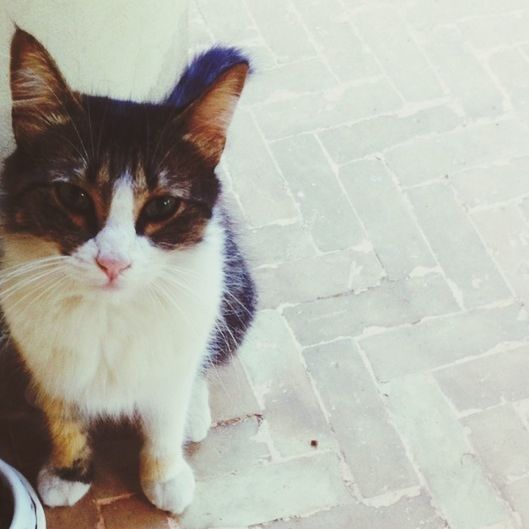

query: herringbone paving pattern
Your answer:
[5,1,529,528]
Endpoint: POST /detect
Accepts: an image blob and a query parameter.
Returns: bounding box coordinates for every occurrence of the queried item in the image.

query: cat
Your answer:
[0,29,256,514]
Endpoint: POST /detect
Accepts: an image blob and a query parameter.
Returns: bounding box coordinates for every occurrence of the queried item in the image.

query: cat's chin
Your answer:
[98,281,125,292]
[93,283,136,300]
[78,278,136,300]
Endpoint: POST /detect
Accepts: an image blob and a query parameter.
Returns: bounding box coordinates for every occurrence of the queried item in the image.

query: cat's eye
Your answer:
[54,183,92,214]
[142,196,181,223]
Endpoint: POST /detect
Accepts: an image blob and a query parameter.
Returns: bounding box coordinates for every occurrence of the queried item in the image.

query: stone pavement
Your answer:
[5,0,529,528]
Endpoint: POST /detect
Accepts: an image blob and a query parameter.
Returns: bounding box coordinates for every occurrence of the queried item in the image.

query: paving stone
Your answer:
[425,27,504,118]
[489,49,529,120]
[304,339,417,498]
[407,0,529,32]
[504,477,529,528]
[180,452,350,529]
[408,182,510,308]
[354,6,443,102]
[451,156,529,208]
[522,44,529,65]
[245,0,316,64]
[254,247,384,309]
[255,493,447,529]
[221,188,247,229]
[102,495,171,529]
[241,44,278,72]
[270,134,368,252]
[196,0,257,43]
[224,109,299,228]
[435,346,529,412]
[243,223,317,268]
[189,417,270,480]
[387,374,512,529]
[386,119,529,186]
[188,2,213,52]
[319,105,461,164]
[283,273,458,346]
[242,58,336,106]
[208,357,261,424]
[361,304,529,381]
[472,204,529,306]
[463,405,529,484]
[478,522,518,529]
[340,159,436,280]
[291,0,380,82]
[520,197,529,222]
[239,310,333,457]
[459,11,529,50]
[254,79,402,139]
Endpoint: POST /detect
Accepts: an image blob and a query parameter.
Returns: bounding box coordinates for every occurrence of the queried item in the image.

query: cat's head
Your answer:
[1,29,248,298]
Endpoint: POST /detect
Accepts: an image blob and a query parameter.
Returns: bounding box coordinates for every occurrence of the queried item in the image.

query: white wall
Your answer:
[0,0,190,158]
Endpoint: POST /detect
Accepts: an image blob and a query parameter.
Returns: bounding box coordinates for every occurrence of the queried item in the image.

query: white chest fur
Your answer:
[1,221,225,417]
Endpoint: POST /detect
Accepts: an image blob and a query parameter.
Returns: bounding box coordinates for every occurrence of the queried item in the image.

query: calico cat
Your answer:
[0,29,256,514]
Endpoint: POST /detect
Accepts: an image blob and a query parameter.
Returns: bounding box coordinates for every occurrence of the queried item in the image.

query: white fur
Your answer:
[185,375,212,443]
[141,459,195,514]
[37,466,91,507]
[0,178,223,509]
[94,177,136,265]
[1,178,223,415]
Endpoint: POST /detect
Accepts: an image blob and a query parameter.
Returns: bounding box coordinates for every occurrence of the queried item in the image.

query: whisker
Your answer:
[4,270,66,319]
[0,267,65,302]
[0,261,66,283]
[0,255,67,276]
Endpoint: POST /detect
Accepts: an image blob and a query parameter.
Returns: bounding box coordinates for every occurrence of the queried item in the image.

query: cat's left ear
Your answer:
[181,63,249,166]
[10,28,80,144]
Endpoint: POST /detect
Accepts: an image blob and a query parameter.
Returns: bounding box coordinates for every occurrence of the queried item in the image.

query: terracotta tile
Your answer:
[0,346,35,419]
[93,436,142,500]
[102,495,171,529]
[0,419,15,463]
[45,493,101,529]
[7,415,48,482]
[92,420,143,499]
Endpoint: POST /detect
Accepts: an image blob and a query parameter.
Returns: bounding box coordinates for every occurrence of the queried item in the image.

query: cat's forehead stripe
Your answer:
[106,177,135,228]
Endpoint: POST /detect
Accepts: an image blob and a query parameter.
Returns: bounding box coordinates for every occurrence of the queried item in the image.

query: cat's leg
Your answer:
[185,374,211,443]
[139,379,196,514]
[37,395,93,507]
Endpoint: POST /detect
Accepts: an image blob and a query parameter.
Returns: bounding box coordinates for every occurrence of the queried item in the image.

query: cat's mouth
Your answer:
[95,274,131,292]
[99,281,122,291]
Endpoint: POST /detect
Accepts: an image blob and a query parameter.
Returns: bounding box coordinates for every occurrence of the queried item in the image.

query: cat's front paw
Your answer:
[37,465,91,507]
[186,375,212,443]
[141,460,195,514]
[186,403,212,443]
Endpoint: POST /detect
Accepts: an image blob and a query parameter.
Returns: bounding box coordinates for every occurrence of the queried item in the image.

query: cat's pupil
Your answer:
[55,183,91,214]
[143,196,180,222]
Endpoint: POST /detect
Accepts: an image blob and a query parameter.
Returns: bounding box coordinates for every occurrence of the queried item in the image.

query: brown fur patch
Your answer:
[10,29,82,143]
[182,63,249,165]
[37,393,92,472]
[3,30,247,255]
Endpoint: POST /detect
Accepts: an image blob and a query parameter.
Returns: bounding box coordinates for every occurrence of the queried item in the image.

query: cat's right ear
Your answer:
[10,29,80,144]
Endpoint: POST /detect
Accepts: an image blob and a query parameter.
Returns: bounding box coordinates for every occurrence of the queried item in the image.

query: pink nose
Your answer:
[96,256,131,281]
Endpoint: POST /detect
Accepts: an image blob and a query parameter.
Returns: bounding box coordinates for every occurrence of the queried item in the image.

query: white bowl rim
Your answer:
[0,459,46,529]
